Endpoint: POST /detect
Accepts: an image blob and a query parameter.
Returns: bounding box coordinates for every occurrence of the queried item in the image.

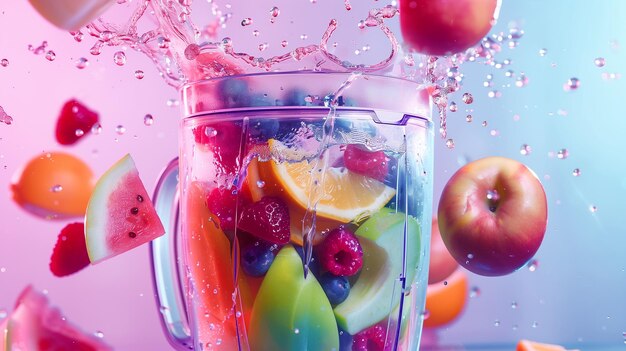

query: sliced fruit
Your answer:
[50,222,90,277]
[238,196,290,245]
[5,286,111,350]
[517,339,568,351]
[257,140,396,224]
[11,152,94,219]
[334,210,420,335]
[206,186,250,232]
[186,181,239,349]
[249,245,339,350]
[55,99,99,146]
[85,154,165,264]
[423,269,468,328]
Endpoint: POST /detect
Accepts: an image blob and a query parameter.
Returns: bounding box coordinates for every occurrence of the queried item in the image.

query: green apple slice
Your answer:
[249,245,339,350]
[334,210,421,335]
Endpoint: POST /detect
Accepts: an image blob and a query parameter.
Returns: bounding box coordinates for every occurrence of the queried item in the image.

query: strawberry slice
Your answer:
[50,222,90,277]
[238,196,290,245]
[55,99,99,145]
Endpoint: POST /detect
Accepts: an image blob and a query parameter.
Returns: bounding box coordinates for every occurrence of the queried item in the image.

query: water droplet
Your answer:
[564,77,580,91]
[487,189,500,202]
[184,44,201,60]
[252,30,260,37]
[589,205,598,213]
[505,70,514,77]
[462,93,473,104]
[532,321,539,328]
[258,43,268,51]
[91,123,102,135]
[75,129,84,137]
[75,57,89,69]
[50,184,63,192]
[115,125,126,135]
[490,129,499,136]
[281,40,288,47]
[520,144,532,156]
[482,121,488,127]
[135,70,145,79]
[449,102,457,112]
[357,20,366,29]
[256,180,266,188]
[469,286,481,298]
[144,114,154,126]
[466,114,473,123]
[45,50,56,61]
[0,267,6,273]
[157,37,170,49]
[0,309,7,319]
[512,324,519,331]
[294,328,300,334]
[166,99,179,107]
[300,34,308,40]
[539,48,548,56]
[494,319,501,327]
[572,168,581,176]
[445,139,455,149]
[515,74,529,87]
[511,301,518,309]
[527,259,539,272]
[241,18,253,26]
[94,331,105,338]
[594,57,606,67]
[269,6,280,19]
[113,51,126,66]
[235,311,242,318]
[0,59,8,67]
[159,306,169,314]
[487,90,501,98]
[557,149,569,159]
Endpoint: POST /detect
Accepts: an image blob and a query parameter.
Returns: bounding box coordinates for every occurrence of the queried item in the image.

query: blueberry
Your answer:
[294,245,321,277]
[241,243,274,277]
[338,327,353,351]
[318,273,350,305]
[218,79,251,108]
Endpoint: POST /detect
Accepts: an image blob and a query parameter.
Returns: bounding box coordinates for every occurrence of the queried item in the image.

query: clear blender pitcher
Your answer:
[149,1,434,350]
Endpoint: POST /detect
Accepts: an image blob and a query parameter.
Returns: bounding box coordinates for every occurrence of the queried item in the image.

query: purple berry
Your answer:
[316,227,363,277]
[241,243,274,277]
[319,273,350,305]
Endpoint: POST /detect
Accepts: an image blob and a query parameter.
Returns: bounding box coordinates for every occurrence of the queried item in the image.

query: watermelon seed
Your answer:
[131,207,139,215]
[137,194,144,202]
[129,231,137,238]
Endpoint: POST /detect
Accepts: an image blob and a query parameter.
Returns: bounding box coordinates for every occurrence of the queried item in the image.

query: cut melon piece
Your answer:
[4,286,111,351]
[85,154,165,264]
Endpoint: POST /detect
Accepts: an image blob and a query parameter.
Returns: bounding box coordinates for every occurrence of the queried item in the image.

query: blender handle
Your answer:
[150,157,192,351]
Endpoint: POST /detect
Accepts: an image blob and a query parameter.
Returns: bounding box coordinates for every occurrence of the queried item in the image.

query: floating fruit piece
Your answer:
[55,99,99,146]
[4,286,111,350]
[192,121,243,175]
[335,210,420,335]
[344,144,390,182]
[428,217,458,284]
[258,140,396,223]
[11,152,94,219]
[206,186,250,232]
[238,196,291,245]
[49,222,90,277]
[249,245,339,350]
[516,339,568,351]
[85,154,165,264]
[316,227,363,276]
[186,181,238,349]
[423,269,468,328]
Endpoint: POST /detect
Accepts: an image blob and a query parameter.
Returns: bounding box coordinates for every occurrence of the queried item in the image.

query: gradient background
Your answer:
[1,0,626,350]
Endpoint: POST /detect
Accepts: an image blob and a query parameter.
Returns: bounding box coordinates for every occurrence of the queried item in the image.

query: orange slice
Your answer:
[423,268,468,328]
[258,140,396,223]
[516,340,568,351]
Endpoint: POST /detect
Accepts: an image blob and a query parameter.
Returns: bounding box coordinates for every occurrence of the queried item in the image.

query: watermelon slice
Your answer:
[3,286,111,351]
[85,154,165,264]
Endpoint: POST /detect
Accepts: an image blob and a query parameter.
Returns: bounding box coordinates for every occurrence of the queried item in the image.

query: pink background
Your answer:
[1,1,626,350]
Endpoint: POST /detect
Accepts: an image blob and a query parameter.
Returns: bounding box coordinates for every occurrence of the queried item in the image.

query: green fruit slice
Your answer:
[334,210,421,334]
[249,245,339,351]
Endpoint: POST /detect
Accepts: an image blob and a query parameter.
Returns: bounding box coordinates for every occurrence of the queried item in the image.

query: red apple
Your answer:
[428,217,458,284]
[400,0,501,56]
[437,157,547,276]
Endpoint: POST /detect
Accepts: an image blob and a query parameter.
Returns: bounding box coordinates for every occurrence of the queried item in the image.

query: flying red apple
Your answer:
[428,217,458,284]
[399,0,501,56]
[437,156,547,276]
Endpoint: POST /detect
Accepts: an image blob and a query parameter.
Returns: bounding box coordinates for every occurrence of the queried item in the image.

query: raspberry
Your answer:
[316,227,363,276]
[237,196,290,245]
[344,144,389,182]
[50,223,90,277]
[192,121,243,174]
[55,99,99,145]
[352,323,390,351]
[206,187,250,231]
